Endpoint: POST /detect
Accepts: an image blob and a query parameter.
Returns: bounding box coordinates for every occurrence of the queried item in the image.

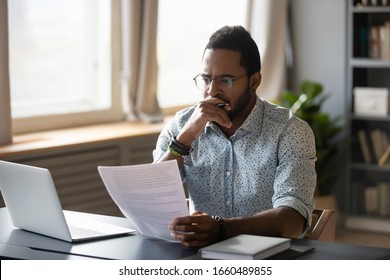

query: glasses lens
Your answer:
[194,75,209,90]
[193,75,239,90]
[217,77,233,90]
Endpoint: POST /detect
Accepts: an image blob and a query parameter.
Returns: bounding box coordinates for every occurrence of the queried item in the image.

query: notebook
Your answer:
[199,234,291,260]
[0,160,135,242]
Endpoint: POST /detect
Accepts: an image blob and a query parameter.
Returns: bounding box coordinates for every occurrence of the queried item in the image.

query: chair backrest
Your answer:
[304,208,336,242]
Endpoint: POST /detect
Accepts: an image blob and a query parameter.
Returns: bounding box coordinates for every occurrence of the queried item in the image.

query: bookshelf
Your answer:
[346,0,390,233]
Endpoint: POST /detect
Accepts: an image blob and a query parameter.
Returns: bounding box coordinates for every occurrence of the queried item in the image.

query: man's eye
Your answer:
[220,77,233,85]
[201,76,211,84]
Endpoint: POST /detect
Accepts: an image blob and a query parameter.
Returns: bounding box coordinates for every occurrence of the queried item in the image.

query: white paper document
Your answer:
[98,160,188,241]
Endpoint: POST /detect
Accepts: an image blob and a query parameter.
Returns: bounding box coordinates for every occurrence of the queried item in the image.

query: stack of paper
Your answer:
[98,160,189,241]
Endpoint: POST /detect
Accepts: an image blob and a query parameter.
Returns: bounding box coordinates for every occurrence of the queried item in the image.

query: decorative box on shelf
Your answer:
[354,87,390,116]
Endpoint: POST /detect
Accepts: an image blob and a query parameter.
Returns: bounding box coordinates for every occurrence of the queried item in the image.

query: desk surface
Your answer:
[1,208,389,260]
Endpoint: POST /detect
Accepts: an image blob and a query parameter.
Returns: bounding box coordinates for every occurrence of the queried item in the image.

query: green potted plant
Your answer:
[277,80,343,196]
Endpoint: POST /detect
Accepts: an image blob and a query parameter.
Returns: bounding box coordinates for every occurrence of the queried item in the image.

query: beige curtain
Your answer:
[121,0,163,123]
[0,0,12,145]
[247,0,288,101]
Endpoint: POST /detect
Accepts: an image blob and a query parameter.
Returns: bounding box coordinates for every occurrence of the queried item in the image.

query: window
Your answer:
[8,0,123,133]
[157,0,248,109]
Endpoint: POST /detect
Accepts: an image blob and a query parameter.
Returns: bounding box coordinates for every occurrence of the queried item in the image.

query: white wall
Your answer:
[291,0,347,121]
[291,0,347,209]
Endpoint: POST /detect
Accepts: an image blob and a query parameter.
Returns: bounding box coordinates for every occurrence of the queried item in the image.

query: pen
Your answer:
[216,103,229,108]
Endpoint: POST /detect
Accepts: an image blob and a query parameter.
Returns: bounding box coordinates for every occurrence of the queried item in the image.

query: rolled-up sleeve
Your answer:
[273,116,317,232]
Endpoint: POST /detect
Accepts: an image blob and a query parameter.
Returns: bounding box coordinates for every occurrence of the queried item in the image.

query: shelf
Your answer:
[345,215,390,234]
[351,114,390,121]
[350,162,390,171]
[346,0,390,234]
[350,58,390,68]
[351,6,390,13]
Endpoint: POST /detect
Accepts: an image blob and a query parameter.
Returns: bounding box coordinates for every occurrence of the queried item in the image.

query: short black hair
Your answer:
[204,25,261,75]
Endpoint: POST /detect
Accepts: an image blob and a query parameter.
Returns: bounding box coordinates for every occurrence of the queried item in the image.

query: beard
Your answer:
[227,83,251,121]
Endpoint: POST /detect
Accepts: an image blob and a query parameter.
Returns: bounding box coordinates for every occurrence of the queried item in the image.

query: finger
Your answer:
[169,215,194,228]
[191,210,204,216]
[178,231,212,248]
[170,224,197,234]
[171,212,208,226]
[198,106,232,128]
[173,230,208,242]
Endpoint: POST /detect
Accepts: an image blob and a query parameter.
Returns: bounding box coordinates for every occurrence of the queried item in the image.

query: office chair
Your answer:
[304,208,336,242]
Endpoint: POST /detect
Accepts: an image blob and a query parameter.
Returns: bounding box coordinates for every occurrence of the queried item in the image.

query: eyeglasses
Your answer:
[193,73,247,91]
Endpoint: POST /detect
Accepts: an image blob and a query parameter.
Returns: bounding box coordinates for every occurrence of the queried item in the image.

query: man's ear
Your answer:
[250,72,262,90]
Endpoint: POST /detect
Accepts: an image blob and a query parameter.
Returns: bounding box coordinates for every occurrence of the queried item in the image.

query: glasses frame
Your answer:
[193,73,247,91]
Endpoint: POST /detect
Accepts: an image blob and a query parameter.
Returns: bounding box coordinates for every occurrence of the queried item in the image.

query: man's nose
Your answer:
[206,80,219,97]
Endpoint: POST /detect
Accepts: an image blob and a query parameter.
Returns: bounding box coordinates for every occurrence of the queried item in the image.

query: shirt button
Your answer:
[226,171,231,176]
[226,200,231,206]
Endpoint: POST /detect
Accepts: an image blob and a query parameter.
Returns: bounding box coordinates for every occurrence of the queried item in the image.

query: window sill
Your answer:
[0,118,172,158]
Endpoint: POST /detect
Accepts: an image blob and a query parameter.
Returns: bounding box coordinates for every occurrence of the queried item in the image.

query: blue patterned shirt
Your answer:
[153,97,316,228]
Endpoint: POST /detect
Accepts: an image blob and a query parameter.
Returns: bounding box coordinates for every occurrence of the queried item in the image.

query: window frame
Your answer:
[11,1,124,134]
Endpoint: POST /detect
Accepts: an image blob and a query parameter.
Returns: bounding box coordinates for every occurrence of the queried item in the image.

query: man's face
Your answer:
[200,48,256,121]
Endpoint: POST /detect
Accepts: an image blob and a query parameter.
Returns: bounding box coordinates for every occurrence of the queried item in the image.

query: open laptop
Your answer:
[0,160,135,242]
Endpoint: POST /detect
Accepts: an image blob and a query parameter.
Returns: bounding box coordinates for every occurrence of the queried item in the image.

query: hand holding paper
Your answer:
[98,160,189,241]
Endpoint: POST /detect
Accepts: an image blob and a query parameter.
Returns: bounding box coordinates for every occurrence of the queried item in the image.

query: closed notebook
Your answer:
[199,234,291,260]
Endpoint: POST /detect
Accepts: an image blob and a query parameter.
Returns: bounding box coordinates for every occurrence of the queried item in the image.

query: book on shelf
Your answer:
[363,182,390,216]
[368,21,390,60]
[357,129,373,163]
[378,145,390,166]
[377,129,390,166]
[364,186,378,215]
[368,0,385,5]
[378,182,390,216]
[369,25,381,59]
[357,128,390,165]
[359,25,368,57]
[359,0,386,6]
[198,234,291,260]
[370,129,387,162]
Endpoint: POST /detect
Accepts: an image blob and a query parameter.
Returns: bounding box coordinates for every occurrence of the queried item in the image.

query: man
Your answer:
[153,25,316,248]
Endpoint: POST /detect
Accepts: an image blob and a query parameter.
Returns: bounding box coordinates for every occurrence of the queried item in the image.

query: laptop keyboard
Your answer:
[69,225,104,238]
